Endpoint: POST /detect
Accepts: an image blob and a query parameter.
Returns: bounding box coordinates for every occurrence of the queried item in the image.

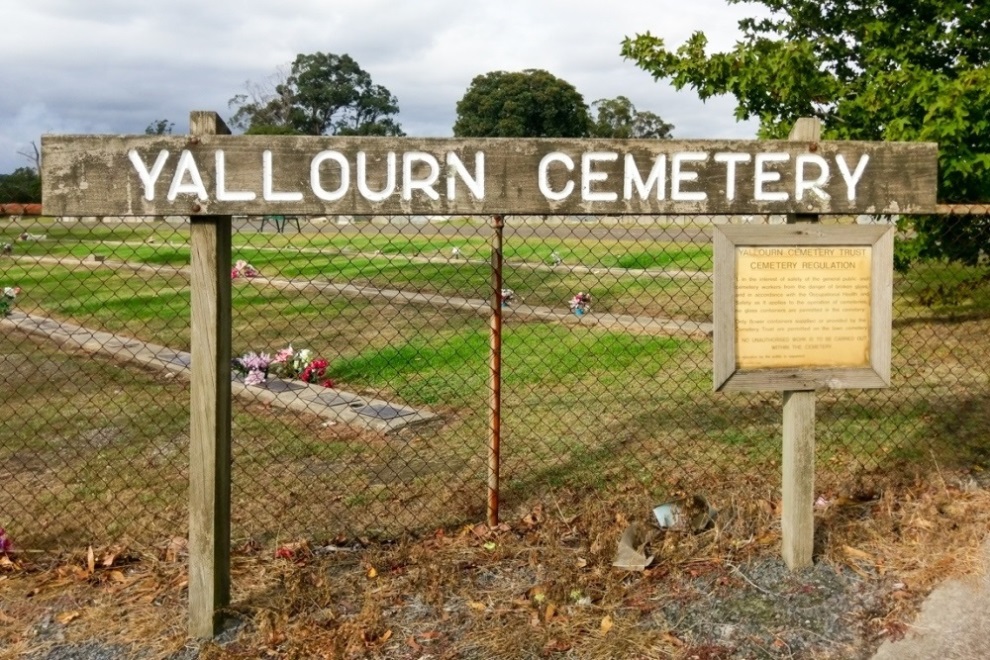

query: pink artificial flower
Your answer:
[272,346,294,364]
[0,528,12,554]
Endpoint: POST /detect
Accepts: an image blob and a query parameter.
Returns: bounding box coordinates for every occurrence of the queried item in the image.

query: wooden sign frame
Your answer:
[713,224,894,391]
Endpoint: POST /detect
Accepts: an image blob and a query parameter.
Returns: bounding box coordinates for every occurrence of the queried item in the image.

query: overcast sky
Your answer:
[2,0,769,174]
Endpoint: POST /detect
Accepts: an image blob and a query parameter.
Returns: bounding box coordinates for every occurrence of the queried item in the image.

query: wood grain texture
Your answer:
[41,135,938,216]
[712,229,736,390]
[782,390,816,569]
[187,111,233,639]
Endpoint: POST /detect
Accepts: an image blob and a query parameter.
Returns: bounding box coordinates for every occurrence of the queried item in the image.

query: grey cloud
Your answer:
[1,0,767,174]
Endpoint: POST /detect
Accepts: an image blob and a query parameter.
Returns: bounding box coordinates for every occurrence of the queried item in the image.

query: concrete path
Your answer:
[1,311,436,433]
[12,255,714,339]
[871,538,990,660]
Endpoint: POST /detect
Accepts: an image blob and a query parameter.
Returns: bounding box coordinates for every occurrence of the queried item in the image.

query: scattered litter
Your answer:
[652,494,716,533]
[612,522,656,571]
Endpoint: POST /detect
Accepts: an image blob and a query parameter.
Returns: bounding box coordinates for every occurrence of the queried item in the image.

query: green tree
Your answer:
[145,119,174,135]
[0,167,42,203]
[590,96,673,139]
[453,69,591,137]
[229,52,404,136]
[621,0,990,265]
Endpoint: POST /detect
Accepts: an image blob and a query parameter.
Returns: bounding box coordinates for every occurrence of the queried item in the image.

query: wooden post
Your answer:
[782,390,816,568]
[781,116,821,569]
[188,111,233,637]
[487,215,504,527]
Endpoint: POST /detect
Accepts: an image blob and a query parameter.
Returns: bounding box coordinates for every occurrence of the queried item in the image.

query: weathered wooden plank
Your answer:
[41,135,938,216]
[782,390,816,569]
[187,111,233,639]
[712,228,736,389]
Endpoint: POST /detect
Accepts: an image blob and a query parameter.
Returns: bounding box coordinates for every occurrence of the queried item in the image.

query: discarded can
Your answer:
[652,494,715,533]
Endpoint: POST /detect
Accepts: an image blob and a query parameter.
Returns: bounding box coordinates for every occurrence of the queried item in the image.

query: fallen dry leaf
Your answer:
[843,545,873,562]
[366,565,378,579]
[522,504,543,527]
[600,615,613,635]
[101,548,120,567]
[86,547,95,575]
[467,601,487,612]
[56,610,82,625]
[164,537,187,563]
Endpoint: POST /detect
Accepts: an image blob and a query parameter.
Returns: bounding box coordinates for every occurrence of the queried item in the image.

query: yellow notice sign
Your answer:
[735,246,872,369]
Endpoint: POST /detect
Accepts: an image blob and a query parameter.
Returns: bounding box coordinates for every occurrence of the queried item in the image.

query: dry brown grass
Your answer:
[2,461,988,659]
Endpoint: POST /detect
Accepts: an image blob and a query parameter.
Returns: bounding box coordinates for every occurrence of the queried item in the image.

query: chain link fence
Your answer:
[2,212,988,553]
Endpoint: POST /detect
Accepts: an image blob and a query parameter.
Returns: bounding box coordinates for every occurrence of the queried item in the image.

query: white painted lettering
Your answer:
[310,151,350,202]
[581,152,618,202]
[446,152,485,200]
[167,150,208,201]
[836,154,870,201]
[402,152,441,201]
[714,153,751,201]
[262,150,303,202]
[128,149,170,201]
[795,154,830,201]
[671,152,707,202]
[357,151,397,202]
[623,154,666,200]
[754,153,789,201]
[538,152,575,201]
[215,150,256,202]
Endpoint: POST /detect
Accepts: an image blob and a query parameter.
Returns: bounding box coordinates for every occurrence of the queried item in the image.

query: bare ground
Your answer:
[3,464,989,660]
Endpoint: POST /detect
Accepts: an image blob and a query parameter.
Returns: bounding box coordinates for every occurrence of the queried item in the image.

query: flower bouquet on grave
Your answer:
[569,291,591,316]
[232,351,271,386]
[299,357,335,389]
[500,288,515,307]
[0,527,12,555]
[231,259,260,279]
[1,286,20,317]
[268,346,318,380]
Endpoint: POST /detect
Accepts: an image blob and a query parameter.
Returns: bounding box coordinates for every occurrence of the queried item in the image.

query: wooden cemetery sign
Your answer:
[43,135,936,217]
[41,113,938,636]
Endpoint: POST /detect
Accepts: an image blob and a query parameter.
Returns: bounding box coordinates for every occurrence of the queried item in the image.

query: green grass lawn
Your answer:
[2,217,989,549]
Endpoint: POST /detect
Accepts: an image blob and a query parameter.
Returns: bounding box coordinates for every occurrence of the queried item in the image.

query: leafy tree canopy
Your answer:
[621,0,990,265]
[590,96,673,139]
[145,119,174,135]
[453,69,591,138]
[0,167,42,203]
[229,52,403,136]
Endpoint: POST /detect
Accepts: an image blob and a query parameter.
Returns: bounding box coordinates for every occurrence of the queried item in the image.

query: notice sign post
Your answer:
[713,222,895,570]
[713,224,894,392]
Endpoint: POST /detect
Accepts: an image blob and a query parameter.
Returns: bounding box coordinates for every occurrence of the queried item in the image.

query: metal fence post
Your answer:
[487,214,504,527]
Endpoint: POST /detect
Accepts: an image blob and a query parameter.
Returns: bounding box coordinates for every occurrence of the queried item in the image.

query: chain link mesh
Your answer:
[2,213,988,553]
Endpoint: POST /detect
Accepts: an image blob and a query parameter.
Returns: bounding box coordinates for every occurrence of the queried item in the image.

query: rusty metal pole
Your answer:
[487,214,504,527]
